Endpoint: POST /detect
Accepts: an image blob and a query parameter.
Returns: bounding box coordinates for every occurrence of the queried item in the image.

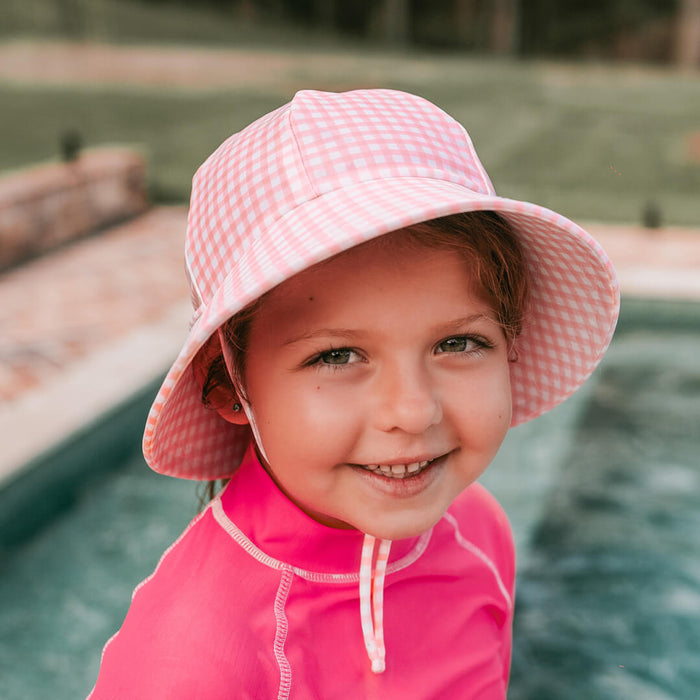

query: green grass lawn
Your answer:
[0,85,290,202]
[2,57,698,226]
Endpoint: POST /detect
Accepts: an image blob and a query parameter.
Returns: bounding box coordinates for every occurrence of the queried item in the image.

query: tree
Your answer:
[382,0,411,45]
[676,0,700,67]
[489,0,520,54]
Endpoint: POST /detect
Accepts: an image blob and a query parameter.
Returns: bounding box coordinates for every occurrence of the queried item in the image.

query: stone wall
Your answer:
[0,149,148,271]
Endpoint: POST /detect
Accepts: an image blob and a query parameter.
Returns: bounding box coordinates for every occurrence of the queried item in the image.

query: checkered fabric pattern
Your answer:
[143,89,619,480]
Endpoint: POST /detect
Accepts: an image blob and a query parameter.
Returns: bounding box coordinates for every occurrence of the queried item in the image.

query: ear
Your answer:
[214,326,249,425]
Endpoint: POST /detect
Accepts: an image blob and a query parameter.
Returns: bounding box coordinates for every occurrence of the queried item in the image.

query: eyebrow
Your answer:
[283,328,365,347]
[441,313,498,330]
[282,313,496,347]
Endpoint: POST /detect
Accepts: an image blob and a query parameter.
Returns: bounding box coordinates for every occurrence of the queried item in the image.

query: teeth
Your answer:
[362,459,432,478]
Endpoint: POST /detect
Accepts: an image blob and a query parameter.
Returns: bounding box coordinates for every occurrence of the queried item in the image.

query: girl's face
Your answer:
[228,232,512,540]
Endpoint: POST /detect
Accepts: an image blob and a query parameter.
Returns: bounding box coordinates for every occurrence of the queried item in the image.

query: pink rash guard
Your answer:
[89,446,515,699]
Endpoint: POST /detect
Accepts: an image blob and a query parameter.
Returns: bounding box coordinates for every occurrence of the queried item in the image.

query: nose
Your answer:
[371,361,442,435]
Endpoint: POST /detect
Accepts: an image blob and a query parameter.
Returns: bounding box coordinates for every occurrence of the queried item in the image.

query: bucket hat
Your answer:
[143,88,619,480]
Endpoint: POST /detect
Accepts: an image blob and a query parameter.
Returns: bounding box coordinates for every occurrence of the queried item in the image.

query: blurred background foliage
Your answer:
[0,0,698,226]
[0,0,691,61]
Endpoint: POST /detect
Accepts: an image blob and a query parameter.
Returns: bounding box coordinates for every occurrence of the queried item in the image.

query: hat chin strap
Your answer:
[239,399,271,466]
[216,326,272,466]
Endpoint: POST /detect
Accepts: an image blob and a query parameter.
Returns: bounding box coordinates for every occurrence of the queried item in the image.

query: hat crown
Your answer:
[290,89,493,197]
[184,89,493,307]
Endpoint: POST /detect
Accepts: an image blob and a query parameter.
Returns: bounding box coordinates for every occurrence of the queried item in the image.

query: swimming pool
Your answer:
[1,298,698,699]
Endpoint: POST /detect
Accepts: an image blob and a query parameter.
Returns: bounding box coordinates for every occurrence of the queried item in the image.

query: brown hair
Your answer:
[378,211,528,344]
[194,210,529,503]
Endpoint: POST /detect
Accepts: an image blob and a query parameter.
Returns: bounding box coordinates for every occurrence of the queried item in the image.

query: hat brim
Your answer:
[144,177,619,479]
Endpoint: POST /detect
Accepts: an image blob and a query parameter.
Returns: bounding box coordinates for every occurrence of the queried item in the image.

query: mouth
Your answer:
[355,456,442,480]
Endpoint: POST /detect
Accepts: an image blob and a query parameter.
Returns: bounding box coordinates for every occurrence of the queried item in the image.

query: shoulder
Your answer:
[440,482,515,597]
[89,505,281,698]
[448,481,512,540]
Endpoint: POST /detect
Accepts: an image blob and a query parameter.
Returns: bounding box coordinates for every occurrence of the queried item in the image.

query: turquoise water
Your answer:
[0,452,194,698]
[506,324,700,699]
[1,302,698,698]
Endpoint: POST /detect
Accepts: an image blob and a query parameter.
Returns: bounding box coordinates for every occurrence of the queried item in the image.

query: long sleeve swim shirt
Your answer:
[89,446,515,699]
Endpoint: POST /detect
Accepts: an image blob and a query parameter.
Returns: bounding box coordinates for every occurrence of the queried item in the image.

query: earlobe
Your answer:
[216,398,250,425]
[507,340,519,364]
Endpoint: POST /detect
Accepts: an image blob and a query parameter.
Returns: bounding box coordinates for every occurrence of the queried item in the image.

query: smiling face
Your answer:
[221,230,513,540]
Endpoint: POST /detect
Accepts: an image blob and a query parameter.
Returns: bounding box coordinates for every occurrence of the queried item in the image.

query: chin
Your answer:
[361,512,443,541]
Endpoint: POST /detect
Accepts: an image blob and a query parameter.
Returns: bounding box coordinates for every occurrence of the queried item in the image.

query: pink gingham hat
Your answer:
[143,88,619,480]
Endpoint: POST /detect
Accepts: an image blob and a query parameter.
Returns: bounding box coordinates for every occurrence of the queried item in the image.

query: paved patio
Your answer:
[1,207,699,481]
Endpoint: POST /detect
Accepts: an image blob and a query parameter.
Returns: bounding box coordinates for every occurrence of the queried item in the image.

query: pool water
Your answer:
[505,323,700,699]
[0,447,195,698]
[1,301,699,699]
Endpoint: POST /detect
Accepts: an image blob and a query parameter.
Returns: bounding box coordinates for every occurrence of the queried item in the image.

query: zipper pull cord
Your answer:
[359,535,392,674]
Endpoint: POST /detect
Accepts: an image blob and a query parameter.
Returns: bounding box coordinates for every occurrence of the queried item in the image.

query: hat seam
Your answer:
[456,123,494,196]
[287,101,320,199]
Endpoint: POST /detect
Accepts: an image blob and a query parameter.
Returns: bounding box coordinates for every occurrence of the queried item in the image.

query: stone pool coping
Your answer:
[0,301,190,488]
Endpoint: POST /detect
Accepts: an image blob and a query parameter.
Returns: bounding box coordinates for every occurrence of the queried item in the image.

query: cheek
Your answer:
[294,381,366,441]
[492,371,513,427]
[455,366,512,442]
[250,373,362,455]
[489,372,513,442]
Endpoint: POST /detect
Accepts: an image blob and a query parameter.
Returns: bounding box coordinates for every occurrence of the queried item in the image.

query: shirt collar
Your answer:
[219,443,421,574]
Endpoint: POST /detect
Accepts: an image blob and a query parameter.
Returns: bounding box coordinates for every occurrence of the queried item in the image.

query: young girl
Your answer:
[89,89,618,699]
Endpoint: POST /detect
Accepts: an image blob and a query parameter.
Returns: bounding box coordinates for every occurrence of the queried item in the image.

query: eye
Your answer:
[437,337,469,353]
[301,346,364,372]
[435,335,493,354]
[320,348,354,365]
